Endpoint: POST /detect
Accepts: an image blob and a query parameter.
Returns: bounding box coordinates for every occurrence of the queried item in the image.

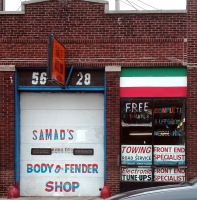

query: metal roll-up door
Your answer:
[20,92,104,196]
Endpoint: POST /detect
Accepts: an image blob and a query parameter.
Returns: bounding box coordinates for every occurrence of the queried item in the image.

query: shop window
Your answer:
[120,98,186,182]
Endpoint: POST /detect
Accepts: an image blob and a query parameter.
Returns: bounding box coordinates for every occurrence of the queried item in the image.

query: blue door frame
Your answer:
[14,67,107,189]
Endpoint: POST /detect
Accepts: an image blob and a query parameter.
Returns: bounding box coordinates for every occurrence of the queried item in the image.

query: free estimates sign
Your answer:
[20,93,104,196]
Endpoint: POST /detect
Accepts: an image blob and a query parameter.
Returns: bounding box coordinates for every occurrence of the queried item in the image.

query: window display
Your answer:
[120,98,186,182]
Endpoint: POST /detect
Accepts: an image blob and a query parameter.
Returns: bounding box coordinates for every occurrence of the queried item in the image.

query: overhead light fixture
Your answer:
[129,133,152,136]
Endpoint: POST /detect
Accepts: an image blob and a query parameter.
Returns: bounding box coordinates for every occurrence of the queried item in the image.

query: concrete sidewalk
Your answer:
[0,197,104,200]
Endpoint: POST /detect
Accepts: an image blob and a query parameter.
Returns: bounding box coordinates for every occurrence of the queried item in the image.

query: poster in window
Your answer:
[121,145,152,165]
[154,145,185,165]
[121,101,152,128]
[154,167,186,182]
[121,167,152,182]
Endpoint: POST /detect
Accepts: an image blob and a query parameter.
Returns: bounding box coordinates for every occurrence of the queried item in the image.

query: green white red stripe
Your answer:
[120,67,187,97]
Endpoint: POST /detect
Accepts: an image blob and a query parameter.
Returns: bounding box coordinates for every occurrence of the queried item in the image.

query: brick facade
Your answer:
[186,0,197,180]
[0,0,186,67]
[0,67,15,197]
[106,70,120,194]
[0,0,196,197]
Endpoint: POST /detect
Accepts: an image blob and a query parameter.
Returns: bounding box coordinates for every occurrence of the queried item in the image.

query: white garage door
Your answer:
[20,92,104,196]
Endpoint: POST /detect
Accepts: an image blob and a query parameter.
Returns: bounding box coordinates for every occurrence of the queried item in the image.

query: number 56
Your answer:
[32,72,47,85]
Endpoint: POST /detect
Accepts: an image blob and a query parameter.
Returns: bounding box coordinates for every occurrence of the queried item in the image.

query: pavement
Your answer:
[0,197,104,200]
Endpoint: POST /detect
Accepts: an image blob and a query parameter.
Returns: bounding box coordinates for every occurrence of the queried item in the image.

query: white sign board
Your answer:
[154,167,186,182]
[121,167,152,182]
[121,145,152,165]
[154,145,185,165]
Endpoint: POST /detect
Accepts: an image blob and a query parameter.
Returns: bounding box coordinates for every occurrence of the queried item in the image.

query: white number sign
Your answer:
[32,72,47,85]
[76,72,91,85]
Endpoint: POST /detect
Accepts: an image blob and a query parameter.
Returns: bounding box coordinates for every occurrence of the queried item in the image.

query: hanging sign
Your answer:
[47,33,66,87]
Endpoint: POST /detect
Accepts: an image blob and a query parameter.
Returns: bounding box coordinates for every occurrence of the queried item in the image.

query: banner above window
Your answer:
[120,67,187,97]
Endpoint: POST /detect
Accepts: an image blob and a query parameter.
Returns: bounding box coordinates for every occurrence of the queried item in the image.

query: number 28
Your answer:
[76,72,91,85]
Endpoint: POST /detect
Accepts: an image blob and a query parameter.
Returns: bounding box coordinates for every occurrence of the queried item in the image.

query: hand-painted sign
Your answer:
[121,145,152,165]
[32,129,74,141]
[121,167,152,182]
[121,145,185,166]
[20,93,104,196]
[18,69,104,87]
[121,101,152,126]
[154,167,185,182]
[26,163,98,174]
[68,70,104,86]
[154,145,185,165]
[45,181,80,192]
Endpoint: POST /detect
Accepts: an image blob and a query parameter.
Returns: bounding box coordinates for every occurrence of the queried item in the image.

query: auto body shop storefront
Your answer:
[119,67,187,192]
[15,68,105,196]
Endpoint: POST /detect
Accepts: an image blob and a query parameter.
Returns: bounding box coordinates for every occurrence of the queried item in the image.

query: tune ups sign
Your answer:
[47,33,66,87]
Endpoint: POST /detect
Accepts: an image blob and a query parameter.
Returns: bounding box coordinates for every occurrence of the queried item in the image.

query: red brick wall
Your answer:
[187,68,197,180]
[106,71,120,195]
[0,70,15,197]
[0,0,186,67]
[186,0,197,180]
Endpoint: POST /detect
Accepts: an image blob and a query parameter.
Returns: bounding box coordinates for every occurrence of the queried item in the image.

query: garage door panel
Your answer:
[21,110,103,126]
[21,93,103,110]
[20,93,104,196]
[20,143,104,161]
[20,177,103,196]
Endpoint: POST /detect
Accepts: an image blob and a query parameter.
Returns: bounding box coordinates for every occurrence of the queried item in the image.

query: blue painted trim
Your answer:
[14,71,20,187]
[18,86,105,91]
[104,72,106,182]
[16,67,106,188]
[66,66,74,86]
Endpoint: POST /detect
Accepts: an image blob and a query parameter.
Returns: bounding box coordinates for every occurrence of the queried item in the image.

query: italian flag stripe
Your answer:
[121,67,187,77]
[120,87,187,97]
[120,77,186,87]
[120,67,187,97]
